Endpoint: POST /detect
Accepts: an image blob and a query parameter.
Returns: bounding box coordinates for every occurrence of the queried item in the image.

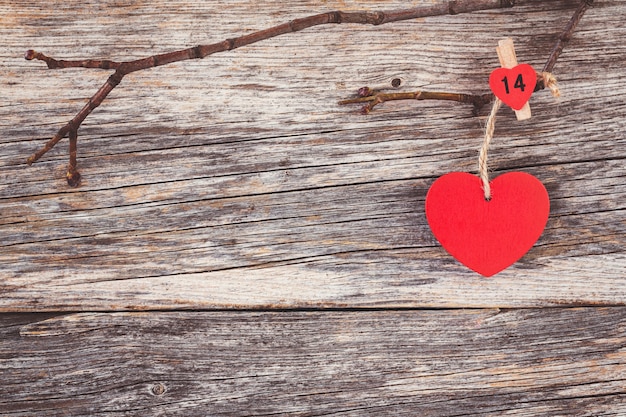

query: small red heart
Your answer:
[425,172,549,277]
[489,64,537,110]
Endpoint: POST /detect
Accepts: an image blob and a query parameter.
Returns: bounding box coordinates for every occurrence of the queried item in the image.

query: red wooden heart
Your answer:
[425,172,549,277]
[489,64,537,110]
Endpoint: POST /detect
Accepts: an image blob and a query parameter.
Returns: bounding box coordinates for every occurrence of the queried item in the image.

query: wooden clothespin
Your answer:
[496,38,531,121]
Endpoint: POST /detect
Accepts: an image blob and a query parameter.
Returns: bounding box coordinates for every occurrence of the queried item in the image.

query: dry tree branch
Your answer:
[338,90,494,115]
[340,0,593,114]
[24,0,592,186]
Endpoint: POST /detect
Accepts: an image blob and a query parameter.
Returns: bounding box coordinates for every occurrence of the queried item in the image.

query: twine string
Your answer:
[478,72,558,201]
[478,98,502,201]
[541,71,561,97]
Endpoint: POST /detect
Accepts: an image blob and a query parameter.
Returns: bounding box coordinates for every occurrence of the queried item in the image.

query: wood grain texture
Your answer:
[1,0,625,310]
[1,308,625,416]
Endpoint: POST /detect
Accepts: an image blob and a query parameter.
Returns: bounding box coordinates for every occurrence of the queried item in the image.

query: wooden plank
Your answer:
[1,0,625,310]
[1,308,625,416]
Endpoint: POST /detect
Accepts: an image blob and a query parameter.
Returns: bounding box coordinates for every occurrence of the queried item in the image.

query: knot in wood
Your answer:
[150,382,167,396]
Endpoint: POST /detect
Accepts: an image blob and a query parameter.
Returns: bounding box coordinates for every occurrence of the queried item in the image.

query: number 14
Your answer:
[501,74,526,94]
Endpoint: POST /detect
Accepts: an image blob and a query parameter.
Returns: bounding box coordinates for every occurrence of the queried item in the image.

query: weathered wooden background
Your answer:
[1,0,624,415]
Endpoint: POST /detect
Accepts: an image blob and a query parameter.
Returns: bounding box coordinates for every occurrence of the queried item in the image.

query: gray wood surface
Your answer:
[1,1,625,415]
[2,308,625,416]
[1,0,623,310]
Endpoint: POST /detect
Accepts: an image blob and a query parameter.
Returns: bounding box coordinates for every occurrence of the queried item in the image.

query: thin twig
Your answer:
[339,90,494,115]
[25,0,517,186]
[24,0,594,187]
[67,129,80,187]
[536,0,593,90]
[24,49,121,70]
